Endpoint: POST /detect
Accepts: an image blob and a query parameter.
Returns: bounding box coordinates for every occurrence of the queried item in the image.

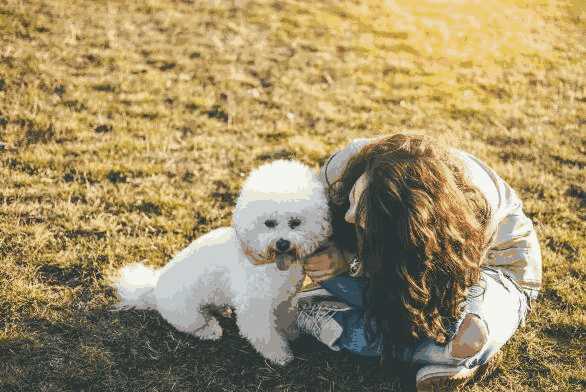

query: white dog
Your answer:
[112,160,331,365]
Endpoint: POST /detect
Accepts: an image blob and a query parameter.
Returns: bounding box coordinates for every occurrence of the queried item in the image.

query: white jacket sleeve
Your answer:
[320,138,373,187]
[454,150,542,295]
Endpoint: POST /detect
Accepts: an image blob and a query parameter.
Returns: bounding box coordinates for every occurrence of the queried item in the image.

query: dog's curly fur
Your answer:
[112,160,331,365]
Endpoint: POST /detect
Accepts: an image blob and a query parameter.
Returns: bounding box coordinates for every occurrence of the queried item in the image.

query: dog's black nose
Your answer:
[276,239,290,253]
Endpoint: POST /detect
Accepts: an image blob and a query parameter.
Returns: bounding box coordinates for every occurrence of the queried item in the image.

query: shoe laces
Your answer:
[297,300,349,338]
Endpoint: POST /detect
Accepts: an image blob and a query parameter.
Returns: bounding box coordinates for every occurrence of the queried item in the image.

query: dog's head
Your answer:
[232,160,331,270]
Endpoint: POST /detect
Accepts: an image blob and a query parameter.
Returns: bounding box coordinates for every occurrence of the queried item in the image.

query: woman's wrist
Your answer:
[340,249,363,277]
[304,242,350,282]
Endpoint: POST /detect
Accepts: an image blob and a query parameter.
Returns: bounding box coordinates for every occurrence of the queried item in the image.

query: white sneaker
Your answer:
[295,286,334,301]
[294,276,336,303]
[297,300,351,351]
[415,364,478,392]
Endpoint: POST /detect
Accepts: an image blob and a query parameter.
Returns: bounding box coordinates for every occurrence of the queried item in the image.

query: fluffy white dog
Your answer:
[112,160,331,365]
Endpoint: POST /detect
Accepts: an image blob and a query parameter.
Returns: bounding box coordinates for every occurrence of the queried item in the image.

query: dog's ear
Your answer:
[238,236,275,266]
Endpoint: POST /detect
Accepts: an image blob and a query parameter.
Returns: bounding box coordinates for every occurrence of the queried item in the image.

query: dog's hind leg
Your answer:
[191,307,223,341]
[158,302,223,341]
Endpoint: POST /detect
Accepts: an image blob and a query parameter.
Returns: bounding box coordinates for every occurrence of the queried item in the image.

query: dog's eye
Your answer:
[288,218,301,229]
[264,219,278,228]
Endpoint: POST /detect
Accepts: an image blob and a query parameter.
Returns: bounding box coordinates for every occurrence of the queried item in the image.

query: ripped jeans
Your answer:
[322,268,530,368]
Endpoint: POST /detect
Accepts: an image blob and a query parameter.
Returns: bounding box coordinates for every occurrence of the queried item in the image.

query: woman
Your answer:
[296,134,542,391]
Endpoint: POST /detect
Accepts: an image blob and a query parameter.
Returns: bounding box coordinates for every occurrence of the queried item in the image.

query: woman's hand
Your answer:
[303,242,349,283]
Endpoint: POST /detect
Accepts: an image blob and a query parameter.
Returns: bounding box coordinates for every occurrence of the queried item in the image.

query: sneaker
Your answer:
[415,364,478,392]
[295,276,335,303]
[297,300,351,351]
[295,286,334,302]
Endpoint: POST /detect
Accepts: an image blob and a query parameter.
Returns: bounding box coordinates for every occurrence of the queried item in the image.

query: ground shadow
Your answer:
[1,307,408,392]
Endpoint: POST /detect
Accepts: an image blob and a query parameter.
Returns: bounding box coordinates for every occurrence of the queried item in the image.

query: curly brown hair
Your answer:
[328,134,491,351]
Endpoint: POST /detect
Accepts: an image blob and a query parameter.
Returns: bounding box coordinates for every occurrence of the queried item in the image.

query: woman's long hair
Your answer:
[328,134,490,352]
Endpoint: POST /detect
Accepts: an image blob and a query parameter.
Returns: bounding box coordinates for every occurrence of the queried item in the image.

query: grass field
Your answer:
[0,0,584,391]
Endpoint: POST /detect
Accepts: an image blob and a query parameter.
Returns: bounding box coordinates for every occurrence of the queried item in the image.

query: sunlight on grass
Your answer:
[320,0,557,66]
[310,0,562,68]
[381,0,554,63]
[0,0,583,391]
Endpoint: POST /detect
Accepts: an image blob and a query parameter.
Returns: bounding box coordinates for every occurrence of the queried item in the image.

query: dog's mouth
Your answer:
[246,246,300,270]
[274,250,298,271]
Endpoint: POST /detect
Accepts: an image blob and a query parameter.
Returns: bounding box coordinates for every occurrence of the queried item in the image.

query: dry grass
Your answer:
[0,0,584,391]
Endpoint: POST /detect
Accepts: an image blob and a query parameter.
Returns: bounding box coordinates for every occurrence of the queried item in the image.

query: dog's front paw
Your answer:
[256,336,294,366]
[265,347,294,366]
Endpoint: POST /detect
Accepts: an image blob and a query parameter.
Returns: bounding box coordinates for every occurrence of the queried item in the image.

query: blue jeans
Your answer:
[321,268,530,368]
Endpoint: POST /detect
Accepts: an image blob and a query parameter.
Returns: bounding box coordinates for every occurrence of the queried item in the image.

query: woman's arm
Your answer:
[455,150,542,295]
[304,138,373,282]
[304,241,350,283]
[319,138,372,187]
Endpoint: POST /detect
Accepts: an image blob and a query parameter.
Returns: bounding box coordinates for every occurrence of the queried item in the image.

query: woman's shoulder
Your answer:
[338,138,373,157]
[451,149,523,223]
